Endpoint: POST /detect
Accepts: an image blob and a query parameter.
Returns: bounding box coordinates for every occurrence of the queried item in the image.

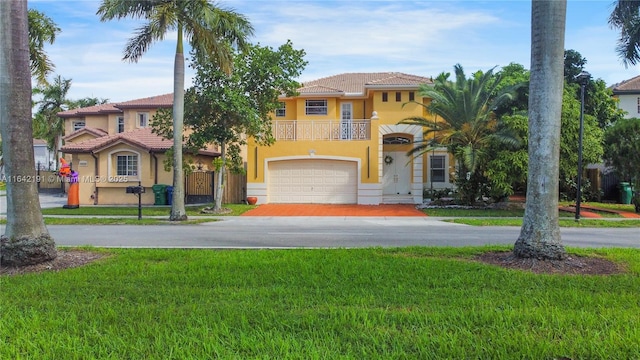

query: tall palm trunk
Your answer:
[514,0,567,260]
[0,0,56,266]
[213,143,226,211]
[170,24,187,221]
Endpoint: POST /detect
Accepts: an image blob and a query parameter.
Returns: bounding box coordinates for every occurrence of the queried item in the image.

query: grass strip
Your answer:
[40,203,255,217]
[1,246,639,359]
[449,218,640,227]
[0,218,216,225]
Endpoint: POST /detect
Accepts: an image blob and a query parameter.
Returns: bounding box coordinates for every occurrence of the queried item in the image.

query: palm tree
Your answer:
[33,75,72,165]
[1,0,56,266]
[513,0,567,260]
[97,0,253,221]
[399,64,518,204]
[609,0,640,66]
[28,8,60,85]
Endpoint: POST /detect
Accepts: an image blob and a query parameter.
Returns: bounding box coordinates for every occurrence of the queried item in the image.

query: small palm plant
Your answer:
[400,64,520,205]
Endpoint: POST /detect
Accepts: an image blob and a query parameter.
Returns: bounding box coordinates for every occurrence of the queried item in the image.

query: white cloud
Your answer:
[29,0,640,102]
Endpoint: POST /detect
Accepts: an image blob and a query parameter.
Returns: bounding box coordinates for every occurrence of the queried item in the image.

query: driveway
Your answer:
[241,204,426,217]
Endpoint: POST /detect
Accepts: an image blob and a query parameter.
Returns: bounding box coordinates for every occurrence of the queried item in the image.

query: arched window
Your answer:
[383,136,411,144]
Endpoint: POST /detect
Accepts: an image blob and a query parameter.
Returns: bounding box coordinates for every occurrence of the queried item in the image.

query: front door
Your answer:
[382,151,411,195]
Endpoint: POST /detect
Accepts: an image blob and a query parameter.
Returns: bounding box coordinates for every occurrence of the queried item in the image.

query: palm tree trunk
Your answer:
[0,0,56,266]
[170,24,187,221]
[514,0,567,260]
[214,143,225,211]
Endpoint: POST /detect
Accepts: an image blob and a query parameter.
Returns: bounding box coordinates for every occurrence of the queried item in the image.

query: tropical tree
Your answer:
[153,41,306,211]
[399,64,519,204]
[603,118,640,212]
[563,49,587,83]
[28,8,59,85]
[32,76,109,167]
[32,75,71,163]
[487,87,604,201]
[563,49,624,128]
[97,0,253,221]
[1,0,56,266]
[609,0,640,66]
[514,0,567,260]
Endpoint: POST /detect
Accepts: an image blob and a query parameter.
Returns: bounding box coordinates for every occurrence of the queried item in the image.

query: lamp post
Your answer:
[575,70,591,221]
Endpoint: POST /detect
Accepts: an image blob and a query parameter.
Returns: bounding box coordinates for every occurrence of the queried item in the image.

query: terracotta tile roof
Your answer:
[57,94,173,117]
[57,103,121,117]
[62,127,173,153]
[61,127,219,157]
[611,75,640,94]
[298,72,433,96]
[115,93,173,108]
[33,139,47,145]
[64,127,108,141]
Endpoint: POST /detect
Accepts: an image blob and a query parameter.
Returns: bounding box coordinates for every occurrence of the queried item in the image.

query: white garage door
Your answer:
[269,160,357,204]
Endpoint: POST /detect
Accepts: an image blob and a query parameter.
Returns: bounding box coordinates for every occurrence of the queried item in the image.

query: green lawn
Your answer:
[40,203,255,217]
[2,247,639,359]
[0,217,216,226]
[450,218,640,227]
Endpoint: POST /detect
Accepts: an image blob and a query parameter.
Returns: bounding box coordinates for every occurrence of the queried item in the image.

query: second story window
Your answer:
[409,91,415,101]
[117,116,125,133]
[396,92,402,102]
[637,97,640,114]
[137,112,148,128]
[382,92,388,102]
[73,120,85,131]
[305,99,327,115]
[275,102,286,117]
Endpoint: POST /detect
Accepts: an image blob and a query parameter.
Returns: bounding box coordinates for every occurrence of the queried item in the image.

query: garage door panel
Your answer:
[269,160,357,204]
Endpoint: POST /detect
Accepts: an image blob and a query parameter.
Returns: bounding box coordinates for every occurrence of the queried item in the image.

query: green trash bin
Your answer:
[619,182,633,204]
[152,184,168,205]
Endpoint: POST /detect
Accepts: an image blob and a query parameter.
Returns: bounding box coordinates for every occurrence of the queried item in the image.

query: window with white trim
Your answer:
[305,99,327,115]
[73,120,85,131]
[275,102,286,117]
[430,155,446,182]
[137,112,149,128]
[117,116,125,133]
[117,155,138,176]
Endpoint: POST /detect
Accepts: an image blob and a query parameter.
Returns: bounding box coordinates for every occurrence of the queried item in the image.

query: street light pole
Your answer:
[575,70,591,221]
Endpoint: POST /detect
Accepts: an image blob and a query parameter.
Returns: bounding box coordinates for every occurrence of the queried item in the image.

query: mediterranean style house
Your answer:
[611,74,640,118]
[58,94,218,206]
[246,72,452,205]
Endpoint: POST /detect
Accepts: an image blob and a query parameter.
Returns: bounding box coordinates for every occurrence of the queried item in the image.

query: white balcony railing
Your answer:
[273,119,371,141]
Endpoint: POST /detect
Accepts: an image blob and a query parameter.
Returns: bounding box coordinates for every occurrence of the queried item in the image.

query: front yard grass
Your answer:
[450,218,640,227]
[0,218,216,226]
[40,203,255,217]
[1,247,639,359]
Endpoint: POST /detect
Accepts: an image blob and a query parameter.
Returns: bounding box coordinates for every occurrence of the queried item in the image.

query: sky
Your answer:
[29,0,640,103]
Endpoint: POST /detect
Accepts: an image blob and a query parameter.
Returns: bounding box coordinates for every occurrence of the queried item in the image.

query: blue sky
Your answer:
[30,0,640,103]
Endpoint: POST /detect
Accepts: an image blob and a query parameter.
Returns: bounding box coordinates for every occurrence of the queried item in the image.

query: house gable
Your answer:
[611,75,640,118]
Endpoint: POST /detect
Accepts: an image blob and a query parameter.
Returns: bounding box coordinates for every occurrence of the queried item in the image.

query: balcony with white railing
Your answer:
[273,119,371,141]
